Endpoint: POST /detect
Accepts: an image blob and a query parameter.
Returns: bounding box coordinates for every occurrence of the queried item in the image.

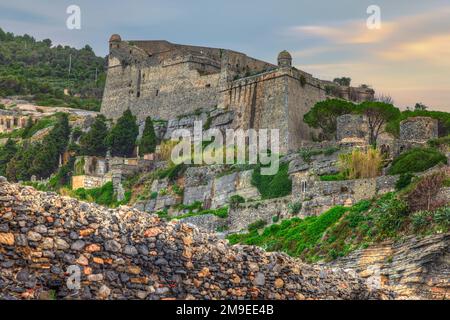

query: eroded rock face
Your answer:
[326,234,450,300]
[0,180,390,300]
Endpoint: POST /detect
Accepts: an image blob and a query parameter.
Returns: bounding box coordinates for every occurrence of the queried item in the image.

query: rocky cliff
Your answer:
[0,179,390,300]
[326,233,449,300]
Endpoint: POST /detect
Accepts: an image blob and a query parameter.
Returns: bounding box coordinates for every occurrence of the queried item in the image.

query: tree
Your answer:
[0,139,17,176]
[107,109,139,157]
[31,113,71,179]
[375,94,394,105]
[7,113,71,181]
[333,77,351,86]
[139,116,157,156]
[358,101,400,146]
[80,114,109,156]
[303,99,356,140]
[414,102,428,111]
[406,172,446,212]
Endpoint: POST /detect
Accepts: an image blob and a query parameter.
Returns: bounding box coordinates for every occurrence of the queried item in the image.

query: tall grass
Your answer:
[338,148,382,179]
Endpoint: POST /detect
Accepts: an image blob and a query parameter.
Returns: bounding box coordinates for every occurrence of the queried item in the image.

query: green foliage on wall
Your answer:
[251,162,292,200]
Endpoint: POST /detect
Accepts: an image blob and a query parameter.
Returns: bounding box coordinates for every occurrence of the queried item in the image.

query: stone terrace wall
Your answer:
[0,179,391,300]
[228,196,292,233]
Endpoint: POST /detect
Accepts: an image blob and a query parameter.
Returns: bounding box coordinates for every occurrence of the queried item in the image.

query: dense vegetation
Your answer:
[229,190,449,262]
[5,113,70,181]
[71,182,131,207]
[0,28,105,111]
[251,162,292,200]
[388,148,447,175]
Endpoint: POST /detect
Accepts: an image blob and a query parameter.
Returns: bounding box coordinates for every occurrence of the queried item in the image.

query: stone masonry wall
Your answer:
[228,196,291,233]
[0,180,391,300]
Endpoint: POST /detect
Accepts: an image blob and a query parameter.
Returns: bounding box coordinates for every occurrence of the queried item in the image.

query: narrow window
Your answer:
[301,180,307,193]
[156,89,159,96]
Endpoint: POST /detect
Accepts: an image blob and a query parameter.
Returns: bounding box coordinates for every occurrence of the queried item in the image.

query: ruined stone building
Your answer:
[101,34,374,153]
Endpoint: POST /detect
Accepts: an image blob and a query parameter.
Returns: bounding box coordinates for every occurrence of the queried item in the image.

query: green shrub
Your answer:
[229,195,245,208]
[288,201,302,215]
[428,135,450,149]
[319,173,346,181]
[411,211,432,232]
[248,219,268,232]
[172,184,183,196]
[251,162,292,200]
[272,216,279,223]
[174,205,229,220]
[228,206,347,260]
[73,182,121,207]
[299,148,323,163]
[372,193,409,239]
[150,191,158,200]
[444,178,450,187]
[395,173,415,191]
[158,163,186,182]
[389,148,447,175]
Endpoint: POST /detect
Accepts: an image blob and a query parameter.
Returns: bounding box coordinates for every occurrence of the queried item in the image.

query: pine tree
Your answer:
[139,116,157,156]
[0,139,17,176]
[80,114,109,157]
[107,109,139,157]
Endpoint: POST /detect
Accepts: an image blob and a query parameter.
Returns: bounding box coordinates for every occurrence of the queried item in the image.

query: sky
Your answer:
[0,0,449,112]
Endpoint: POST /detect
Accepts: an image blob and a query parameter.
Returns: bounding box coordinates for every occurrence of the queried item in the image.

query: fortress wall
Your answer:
[287,75,326,151]
[222,71,289,152]
[101,57,221,122]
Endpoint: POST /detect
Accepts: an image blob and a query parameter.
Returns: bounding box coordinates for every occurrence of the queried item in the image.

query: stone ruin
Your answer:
[336,114,440,157]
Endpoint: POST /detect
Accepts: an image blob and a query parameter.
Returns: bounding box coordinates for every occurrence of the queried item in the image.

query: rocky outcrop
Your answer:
[326,234,449,300]
[0,180,390,300]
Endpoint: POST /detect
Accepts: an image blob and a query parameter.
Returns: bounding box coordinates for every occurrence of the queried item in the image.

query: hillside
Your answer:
[0,179,391,300]
[0,28,106,111]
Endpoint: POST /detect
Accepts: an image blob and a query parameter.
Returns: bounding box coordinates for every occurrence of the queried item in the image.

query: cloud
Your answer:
[289,21,394,44]
[284,6,450,110]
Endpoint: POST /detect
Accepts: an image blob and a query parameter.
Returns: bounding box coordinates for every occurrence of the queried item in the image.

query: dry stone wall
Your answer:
[0,179,391,300]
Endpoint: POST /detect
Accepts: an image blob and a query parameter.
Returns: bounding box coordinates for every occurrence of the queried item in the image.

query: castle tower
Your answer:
[277,50,292,68]
[109,34,122,49]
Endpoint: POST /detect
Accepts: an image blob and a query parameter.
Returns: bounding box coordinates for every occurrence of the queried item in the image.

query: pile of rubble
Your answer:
[0,178,392,300]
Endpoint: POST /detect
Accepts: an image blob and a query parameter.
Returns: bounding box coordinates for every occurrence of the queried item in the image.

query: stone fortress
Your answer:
[101,34,375,153]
